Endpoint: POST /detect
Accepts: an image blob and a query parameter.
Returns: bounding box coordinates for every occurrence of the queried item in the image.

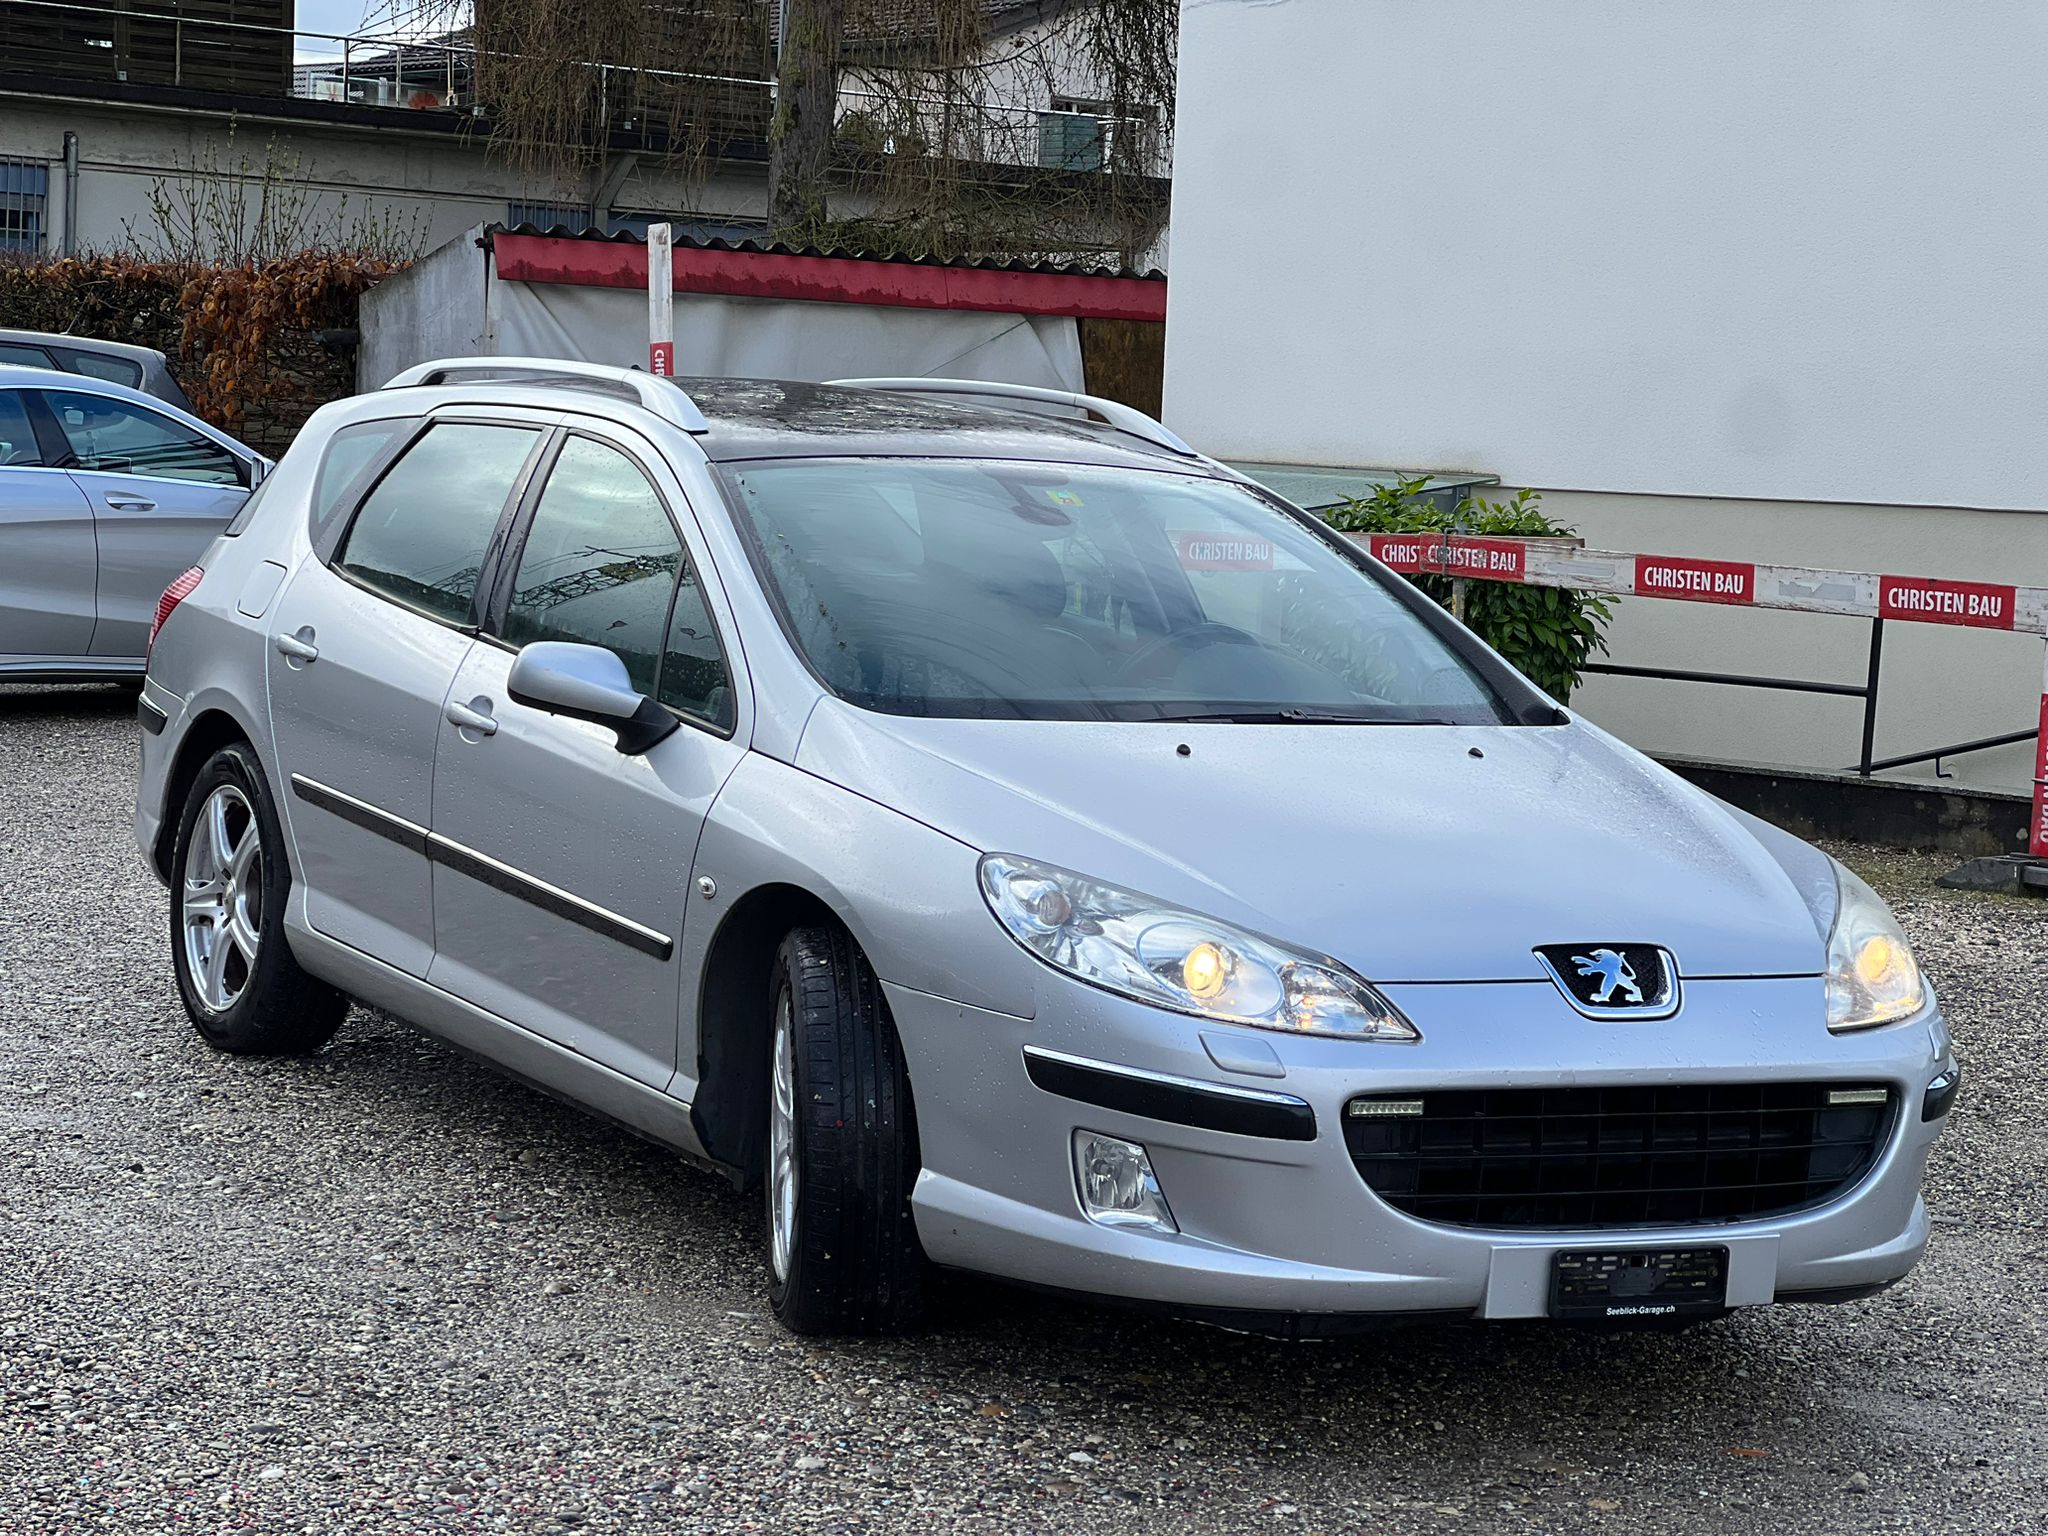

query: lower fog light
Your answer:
[1072,1129,1177,1233]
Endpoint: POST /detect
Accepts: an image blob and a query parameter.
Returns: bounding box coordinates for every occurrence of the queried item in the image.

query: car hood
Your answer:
[793,701,1829,984]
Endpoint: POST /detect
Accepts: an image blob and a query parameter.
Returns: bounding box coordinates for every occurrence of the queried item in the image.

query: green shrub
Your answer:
[1323,480,1613,703]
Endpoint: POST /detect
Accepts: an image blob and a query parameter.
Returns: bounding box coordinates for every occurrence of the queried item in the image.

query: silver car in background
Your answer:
[0,329,198,412]
[1,366,266,681]
[134,360,1957,1337]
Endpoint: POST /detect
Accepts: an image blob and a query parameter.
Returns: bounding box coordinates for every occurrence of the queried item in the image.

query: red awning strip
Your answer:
[491,233,1165,322]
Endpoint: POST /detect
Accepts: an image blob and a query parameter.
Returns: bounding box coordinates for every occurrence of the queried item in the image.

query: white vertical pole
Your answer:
[647,221,674,376]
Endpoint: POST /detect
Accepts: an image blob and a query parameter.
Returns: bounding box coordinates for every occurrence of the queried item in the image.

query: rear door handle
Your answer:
[445,699,498,737]
[104,493,156,512]
[273,631,319,663]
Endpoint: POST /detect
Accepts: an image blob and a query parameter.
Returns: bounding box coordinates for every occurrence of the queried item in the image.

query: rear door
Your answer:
[34,387,250,659]
[426,428,747,1086]
[267,413,554,978]
[0,387,96,659]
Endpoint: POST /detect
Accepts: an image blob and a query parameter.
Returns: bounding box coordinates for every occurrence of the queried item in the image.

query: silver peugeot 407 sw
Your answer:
[135,359,1958,1336]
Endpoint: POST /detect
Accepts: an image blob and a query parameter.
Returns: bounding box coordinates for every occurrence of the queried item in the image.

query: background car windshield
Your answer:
[720,458,1515,723]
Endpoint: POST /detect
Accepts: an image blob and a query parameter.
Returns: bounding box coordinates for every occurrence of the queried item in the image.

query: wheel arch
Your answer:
[152,707,260,881]
[691,881,855,1187]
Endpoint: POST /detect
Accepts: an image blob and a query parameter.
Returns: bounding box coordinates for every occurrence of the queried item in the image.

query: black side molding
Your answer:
[137,696,167,736]
[1023,1046,1317,1142]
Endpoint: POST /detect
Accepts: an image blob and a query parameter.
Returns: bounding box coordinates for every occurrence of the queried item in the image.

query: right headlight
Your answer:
[1824,859,1926,1033]
[978,854,1419,1042]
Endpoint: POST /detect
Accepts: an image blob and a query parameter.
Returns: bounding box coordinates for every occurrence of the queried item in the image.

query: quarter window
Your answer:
[658,562,735,730]
[44,390,241,485]
[312,418,414,544]
[52,348,145,389]
[502,437,682,696]
[336,422,541,624]
[0,391,39,466]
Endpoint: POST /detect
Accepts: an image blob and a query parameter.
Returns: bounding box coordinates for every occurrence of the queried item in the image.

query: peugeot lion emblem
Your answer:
[1534,943,1680,1020]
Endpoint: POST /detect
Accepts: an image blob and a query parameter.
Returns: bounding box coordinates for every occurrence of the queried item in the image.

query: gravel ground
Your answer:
[2,683,2044,1535]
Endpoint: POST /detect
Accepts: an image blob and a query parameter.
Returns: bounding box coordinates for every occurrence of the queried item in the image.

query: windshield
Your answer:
[719,457,1519,724]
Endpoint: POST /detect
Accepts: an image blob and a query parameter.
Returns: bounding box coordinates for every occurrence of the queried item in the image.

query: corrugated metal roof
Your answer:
[485,223,1164,282]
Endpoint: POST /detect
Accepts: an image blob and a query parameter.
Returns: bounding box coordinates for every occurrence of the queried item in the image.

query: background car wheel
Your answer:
[765,925,927,1336]
[169,743,346,1055]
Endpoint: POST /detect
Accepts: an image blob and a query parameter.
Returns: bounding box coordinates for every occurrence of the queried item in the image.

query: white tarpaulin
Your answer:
[358,229,1086,391]
[487,279,1084,390]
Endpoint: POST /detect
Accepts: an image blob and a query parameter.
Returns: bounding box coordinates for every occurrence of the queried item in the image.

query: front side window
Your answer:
[335,422,540,624]
[44,390,241,485]
[720,457,1516,724]
[502,437,682,696]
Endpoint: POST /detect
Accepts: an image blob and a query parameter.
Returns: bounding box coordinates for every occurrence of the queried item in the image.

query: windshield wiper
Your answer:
[1148,709,1458,726]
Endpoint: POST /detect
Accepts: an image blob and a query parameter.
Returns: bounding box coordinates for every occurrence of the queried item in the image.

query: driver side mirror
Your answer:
[507,641,678,755]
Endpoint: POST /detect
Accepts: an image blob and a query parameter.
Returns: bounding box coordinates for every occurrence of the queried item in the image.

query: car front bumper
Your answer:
[888,971,1954,1322]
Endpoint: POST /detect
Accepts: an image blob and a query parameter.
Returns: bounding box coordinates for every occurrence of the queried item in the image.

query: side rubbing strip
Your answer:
[286,774,674,961]
[1022,1046,1317,1142]
[289,773,428,854]
[426,834,674,961]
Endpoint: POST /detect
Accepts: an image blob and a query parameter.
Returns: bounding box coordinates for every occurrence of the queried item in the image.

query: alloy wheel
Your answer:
[768,989,798,1283]
[182,784,262,1013]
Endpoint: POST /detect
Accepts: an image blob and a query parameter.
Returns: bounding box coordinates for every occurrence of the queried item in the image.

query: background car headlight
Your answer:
[1825,859,1926,1032]
[978,854,1418,1041]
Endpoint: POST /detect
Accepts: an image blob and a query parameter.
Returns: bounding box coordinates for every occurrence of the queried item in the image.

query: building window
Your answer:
[0,157,49,254]
[1039,99,1108,172]
[1038,99,1158,175]
[506,201,593,234]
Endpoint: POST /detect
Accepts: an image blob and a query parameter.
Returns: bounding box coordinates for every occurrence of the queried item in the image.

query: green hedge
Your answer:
[1324,481,1613,703]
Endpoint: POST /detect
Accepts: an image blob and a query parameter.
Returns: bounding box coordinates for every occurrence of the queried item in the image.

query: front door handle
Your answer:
[273,630,319,663]
[445,698,498,737]
[104,493,156,512]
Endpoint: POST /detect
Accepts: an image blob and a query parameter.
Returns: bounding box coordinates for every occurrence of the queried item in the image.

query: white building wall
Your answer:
[1166,0,2048,800]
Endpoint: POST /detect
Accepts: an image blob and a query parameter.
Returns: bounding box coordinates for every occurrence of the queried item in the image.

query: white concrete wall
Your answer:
[1168,0,2048,512]
[1166,0,2048,801]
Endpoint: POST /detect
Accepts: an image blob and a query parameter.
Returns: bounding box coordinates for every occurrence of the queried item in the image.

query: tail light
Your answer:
[148,566,205,666]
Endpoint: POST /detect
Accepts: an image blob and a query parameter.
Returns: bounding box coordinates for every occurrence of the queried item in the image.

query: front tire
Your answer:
[765,926,927,1336]
[168,743,346,1054]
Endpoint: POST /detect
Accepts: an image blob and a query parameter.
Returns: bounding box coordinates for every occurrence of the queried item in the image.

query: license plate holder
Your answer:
[1549,1246,1728,1321]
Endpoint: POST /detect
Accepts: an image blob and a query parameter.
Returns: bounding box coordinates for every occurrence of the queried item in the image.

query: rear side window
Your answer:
[0,392,39,466]
[0,343,55,369]
[502,437,682,694]
[53,348,144,389]
[43,390,241,486]
[311,418,414,544]
[336,422,540,624]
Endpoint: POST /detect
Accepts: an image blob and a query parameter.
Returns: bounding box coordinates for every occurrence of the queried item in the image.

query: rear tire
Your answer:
[168,743,346,1055]
[765,925,927,1335]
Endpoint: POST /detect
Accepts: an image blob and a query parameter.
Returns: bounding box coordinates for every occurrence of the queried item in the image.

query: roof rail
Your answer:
[826,376,1197,458]
[382,357,710,433]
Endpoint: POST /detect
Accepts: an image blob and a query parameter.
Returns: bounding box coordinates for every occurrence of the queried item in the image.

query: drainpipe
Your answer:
[61,132,79,256]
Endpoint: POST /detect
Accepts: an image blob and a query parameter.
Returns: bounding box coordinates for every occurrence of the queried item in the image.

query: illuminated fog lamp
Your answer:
[1071,1129,1176,1233]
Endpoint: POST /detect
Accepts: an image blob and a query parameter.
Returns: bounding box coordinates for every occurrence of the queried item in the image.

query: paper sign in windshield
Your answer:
[1174,532,1275,571]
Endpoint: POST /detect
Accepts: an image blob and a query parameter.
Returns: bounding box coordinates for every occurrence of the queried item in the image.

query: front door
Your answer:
[0,389,95,660]
[427,430,746,1087]
[267,416,550,978]
[33,387,249,658]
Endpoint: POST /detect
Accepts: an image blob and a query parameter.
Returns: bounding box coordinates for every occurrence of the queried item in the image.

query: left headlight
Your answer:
[978,854,1419,1041]
[1824,859,1926,1033]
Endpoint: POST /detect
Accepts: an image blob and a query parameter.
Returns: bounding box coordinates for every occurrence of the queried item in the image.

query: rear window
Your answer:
[719,457,1515,724]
